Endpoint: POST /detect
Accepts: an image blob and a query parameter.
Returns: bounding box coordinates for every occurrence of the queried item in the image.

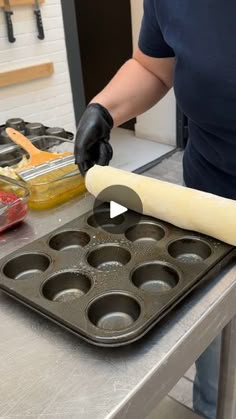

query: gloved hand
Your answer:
[74,103,114,176]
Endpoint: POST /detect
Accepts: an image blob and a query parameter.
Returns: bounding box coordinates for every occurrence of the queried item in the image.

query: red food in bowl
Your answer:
[0,182,29,233]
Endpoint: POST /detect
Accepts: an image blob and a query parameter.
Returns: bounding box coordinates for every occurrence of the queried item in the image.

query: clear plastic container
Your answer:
[26,136,85,210]
[0,175,29,233]
[0,136,86,210]
[28,170,86,210]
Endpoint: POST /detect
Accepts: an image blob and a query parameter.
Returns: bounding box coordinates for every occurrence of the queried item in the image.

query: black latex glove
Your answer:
[74,103,114,176]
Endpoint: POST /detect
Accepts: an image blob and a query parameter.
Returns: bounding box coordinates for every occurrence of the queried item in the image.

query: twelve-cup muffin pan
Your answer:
[0,204,234,347]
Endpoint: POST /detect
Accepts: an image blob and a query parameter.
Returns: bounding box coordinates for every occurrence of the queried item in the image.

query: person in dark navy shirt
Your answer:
[75,2,235,418]
[138,0,236,200]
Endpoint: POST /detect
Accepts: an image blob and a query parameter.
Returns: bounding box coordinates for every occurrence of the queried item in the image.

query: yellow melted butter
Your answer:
[28,165,85,210]
[0,160,87,210]
[29,177,86,210]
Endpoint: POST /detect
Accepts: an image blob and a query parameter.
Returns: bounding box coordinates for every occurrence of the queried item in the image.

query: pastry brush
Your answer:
[6,128,80,183]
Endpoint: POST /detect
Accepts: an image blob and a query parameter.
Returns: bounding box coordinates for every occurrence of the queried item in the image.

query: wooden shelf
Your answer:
[0,0,44,7]
[0,62,54,88]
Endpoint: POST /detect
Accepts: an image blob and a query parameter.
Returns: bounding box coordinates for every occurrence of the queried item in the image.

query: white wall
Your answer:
[0,0,75,133]
[130,0,176,146]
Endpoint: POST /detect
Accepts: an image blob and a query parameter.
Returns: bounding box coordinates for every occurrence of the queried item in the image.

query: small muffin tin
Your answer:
[0,205,234,346]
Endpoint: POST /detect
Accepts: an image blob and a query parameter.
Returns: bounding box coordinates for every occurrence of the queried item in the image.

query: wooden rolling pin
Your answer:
[85,165,236,246]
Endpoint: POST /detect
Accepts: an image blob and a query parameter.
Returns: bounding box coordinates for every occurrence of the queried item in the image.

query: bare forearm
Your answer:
[91,57,173,127]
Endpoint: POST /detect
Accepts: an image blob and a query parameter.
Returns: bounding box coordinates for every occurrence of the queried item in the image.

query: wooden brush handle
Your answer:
[6,128,41,156]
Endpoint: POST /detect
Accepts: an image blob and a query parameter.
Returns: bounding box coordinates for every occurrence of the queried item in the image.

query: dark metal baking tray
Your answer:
[0,204,234,347]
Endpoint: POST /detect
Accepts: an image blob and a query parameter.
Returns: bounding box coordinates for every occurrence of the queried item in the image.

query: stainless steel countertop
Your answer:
[1,193,236,419]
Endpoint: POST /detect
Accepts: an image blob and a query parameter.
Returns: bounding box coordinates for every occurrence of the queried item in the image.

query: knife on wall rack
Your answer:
[33,0,44,40]
[3,0,16,43]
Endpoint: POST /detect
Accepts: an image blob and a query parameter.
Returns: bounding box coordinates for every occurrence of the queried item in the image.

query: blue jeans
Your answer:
[193,336,221,419]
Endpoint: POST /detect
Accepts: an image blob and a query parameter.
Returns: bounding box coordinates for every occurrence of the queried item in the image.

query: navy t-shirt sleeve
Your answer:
[138,0,175,58]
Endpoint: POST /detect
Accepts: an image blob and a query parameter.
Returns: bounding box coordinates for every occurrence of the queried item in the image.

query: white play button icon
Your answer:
[92,185,143,234]
[110,201,128,219]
